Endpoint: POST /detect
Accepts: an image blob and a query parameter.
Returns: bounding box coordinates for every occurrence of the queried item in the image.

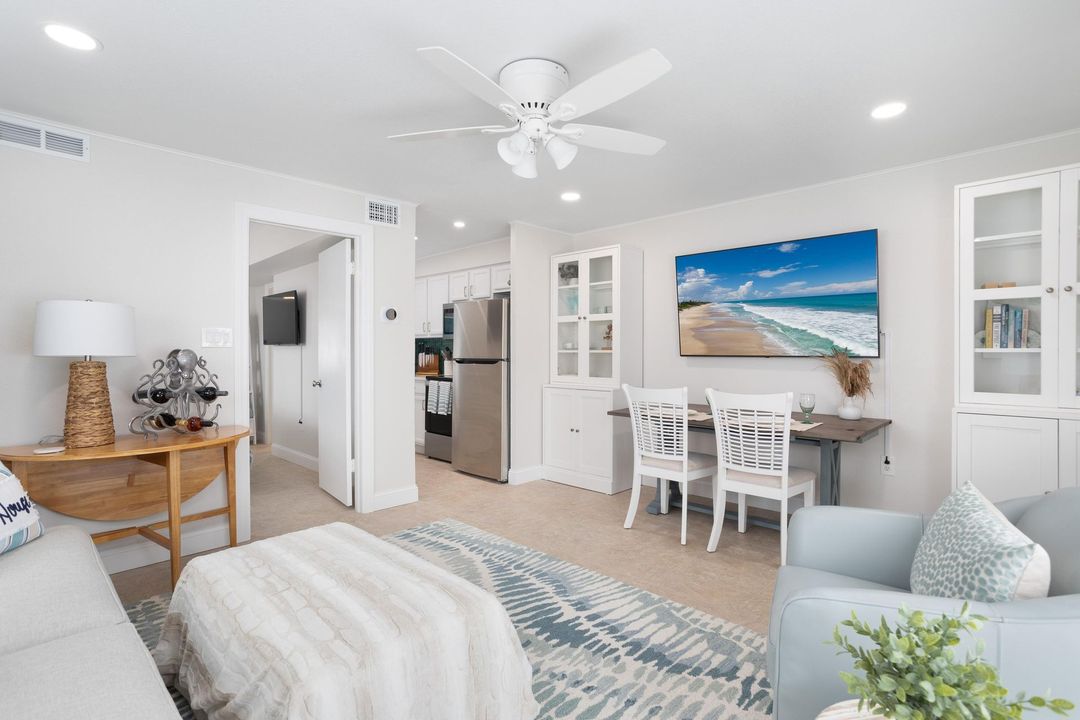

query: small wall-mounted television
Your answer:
[262,290,302,345]
[675,229,879,357]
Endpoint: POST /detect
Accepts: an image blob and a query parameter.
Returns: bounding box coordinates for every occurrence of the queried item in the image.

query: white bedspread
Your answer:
[153,523,538,720]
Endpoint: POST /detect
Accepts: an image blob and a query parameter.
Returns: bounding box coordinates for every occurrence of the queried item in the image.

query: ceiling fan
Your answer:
[388,47,672,178]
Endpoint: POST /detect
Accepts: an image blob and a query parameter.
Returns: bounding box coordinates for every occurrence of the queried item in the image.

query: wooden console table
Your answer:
[0,425,249,587]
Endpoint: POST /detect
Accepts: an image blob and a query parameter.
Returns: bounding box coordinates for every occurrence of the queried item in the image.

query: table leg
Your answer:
[166,450,182,587]
[225,440,238,547]
[819,440,842,505]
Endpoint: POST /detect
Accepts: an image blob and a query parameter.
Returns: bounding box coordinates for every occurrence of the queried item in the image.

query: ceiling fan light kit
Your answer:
[389,47,672,179]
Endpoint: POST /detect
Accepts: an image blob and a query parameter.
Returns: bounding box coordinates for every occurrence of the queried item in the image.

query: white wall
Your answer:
[0,112,417,571]
[415,236,510,277]
[573,131,1080,514]
[267,263,319,469]
[509,223,573,479]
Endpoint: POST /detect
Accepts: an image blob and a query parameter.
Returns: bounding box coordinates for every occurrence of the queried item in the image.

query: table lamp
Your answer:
[34,300,136,448]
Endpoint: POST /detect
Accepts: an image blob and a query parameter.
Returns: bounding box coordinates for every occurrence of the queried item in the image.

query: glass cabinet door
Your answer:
[585,252,616,381]
[959,173,1059,406]
[1060,169,1080,407]
[553,258,582,380]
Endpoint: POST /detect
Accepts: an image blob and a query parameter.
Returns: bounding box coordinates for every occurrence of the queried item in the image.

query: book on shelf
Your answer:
[991,304,1002,348]
[1013,307,1023,349]
[1021,308,1030,348]
[984,307,993,348]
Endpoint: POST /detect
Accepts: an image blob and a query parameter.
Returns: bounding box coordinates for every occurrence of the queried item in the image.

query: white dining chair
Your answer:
[703,389,816,565]
[622,384,718,545]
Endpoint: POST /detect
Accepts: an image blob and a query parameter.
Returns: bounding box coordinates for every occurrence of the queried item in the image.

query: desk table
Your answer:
[607,407,889,525]
[0,426,249,586]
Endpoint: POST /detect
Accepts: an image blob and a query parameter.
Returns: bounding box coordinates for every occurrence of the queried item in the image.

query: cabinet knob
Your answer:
[1066,285,1074,293]
[1046,287,1055,294]
[312,380,322,388]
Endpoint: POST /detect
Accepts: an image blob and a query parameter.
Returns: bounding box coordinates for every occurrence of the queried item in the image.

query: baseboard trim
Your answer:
[101,521,230,575]
[271,444,318,471]
[541,465,627,495]
[364,485,419,513]
[508,465,543,485]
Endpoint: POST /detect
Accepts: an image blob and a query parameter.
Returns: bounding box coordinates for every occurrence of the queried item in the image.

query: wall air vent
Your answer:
[367,199,400,226]
[0,114,89,161]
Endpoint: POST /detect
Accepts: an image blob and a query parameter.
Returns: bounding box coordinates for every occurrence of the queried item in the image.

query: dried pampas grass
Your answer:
[821,349,873,398]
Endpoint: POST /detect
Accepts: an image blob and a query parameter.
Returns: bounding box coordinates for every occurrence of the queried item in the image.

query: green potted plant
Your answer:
[827,604,1072,719]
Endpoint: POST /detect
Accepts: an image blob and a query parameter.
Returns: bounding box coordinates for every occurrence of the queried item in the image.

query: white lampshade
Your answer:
[545,136,578,170]
[34,300,136,358]
[497,131,530,166]
[512,152,538,179]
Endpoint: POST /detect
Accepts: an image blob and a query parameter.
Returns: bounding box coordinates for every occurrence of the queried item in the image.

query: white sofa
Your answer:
[0,525,181,719]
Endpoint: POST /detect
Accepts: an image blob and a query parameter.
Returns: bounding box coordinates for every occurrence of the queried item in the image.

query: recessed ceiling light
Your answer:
[453,220,466,229]
[44,24,101,51]
[560,191,581,202]
[871,101,907,120]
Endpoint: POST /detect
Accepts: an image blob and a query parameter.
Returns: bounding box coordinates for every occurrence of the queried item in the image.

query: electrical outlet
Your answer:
[881,455,896,477]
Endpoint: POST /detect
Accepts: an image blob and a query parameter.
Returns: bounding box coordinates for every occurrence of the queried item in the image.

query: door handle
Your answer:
[312,380,322,388]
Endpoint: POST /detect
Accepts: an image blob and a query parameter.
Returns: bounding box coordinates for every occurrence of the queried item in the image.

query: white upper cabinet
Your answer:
[492,264,511,292]
[1058,168,1080,408]
[550,245,642,388]
[468,267,492,299]
[415,274,448,336]
[449,271,470,302]
[958,172,1062,407]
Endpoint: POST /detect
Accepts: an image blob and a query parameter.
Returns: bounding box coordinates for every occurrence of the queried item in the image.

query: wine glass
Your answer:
[798,393,816,423]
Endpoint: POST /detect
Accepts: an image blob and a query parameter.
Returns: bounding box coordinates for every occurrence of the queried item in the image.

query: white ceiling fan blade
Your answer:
[547,49,672,121]
[561,124,666,155]
[387,125,511,141]
[417,47,522,118]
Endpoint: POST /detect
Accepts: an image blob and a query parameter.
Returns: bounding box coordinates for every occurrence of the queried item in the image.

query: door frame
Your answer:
[234,204,376,538]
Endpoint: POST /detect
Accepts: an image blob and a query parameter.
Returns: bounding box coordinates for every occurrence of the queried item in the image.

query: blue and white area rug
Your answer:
[126,519,773,719]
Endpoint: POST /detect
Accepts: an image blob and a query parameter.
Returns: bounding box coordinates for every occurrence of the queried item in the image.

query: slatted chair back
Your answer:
[622,385,689,471]
[705,390,793,486]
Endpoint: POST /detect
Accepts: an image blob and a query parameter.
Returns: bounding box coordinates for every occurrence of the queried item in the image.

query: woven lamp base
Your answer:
[64,360,116,449]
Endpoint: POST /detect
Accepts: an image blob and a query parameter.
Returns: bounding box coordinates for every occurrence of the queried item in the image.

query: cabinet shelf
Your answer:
[973,348,1041,353]
[973,230,1041,248]
[972,285,1042,301]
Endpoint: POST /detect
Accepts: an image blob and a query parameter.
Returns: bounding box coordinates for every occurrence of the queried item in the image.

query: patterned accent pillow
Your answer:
[910,483,1050,603]
[0,465,45,555]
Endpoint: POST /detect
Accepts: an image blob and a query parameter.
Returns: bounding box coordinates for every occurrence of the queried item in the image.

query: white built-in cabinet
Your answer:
[492,264,511,292]
[542,244,642,494]
[449,267,492,301]
[414,275,448,337]
[953,165,1080,501]
[416,263,508,336]
[414,377,426,450]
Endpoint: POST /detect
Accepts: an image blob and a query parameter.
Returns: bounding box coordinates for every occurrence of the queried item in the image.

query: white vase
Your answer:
[816,699,885,719]
[837,395,863,420]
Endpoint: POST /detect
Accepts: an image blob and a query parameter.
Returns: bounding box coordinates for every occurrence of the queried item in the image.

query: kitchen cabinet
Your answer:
[414,378,427,450]
[492,264,511,292]
[449,271,469,302]
[449,268,492,301]
[414,274,448,336]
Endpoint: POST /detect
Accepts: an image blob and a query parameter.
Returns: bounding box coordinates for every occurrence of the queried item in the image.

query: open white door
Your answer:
[316,238,353,505]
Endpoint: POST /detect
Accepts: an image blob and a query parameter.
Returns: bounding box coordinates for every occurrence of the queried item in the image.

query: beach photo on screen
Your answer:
[675,229,879,357]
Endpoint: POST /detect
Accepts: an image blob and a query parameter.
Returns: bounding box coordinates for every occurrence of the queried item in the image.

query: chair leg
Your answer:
[737,493,747,533]
[660,479,670,514]
[624,472,642,529]
[780,496,789,566]
[680,483,688,545]
[707,477,725,552]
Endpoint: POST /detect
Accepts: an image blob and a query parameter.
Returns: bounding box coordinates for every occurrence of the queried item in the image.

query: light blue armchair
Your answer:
[768,488,1080,719]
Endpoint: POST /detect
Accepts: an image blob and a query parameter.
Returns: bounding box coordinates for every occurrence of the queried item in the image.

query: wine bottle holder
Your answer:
[129,348,230,438]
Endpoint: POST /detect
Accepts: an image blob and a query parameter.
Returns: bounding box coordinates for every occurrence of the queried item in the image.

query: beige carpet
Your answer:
[112,447,779,633]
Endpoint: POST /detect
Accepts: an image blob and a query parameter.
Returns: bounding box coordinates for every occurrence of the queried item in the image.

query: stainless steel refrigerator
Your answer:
[451,298,509,481]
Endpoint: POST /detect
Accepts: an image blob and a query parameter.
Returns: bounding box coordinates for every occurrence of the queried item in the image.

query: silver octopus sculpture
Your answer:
[129,348,229,438]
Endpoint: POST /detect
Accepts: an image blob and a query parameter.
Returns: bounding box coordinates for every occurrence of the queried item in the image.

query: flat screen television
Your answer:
[262,290,302,345]
[675,229,879,357]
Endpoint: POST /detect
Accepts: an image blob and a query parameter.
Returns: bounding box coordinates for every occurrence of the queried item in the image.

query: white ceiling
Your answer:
[3,1,1079,257]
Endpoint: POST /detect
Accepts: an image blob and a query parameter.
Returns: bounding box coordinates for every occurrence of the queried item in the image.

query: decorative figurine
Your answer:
[129,348,229,438]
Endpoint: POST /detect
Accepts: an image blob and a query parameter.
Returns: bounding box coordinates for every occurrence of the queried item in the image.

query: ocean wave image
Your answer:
[733,294,878,356]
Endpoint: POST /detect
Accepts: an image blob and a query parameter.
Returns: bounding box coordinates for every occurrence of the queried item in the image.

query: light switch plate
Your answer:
[202,327,233,348]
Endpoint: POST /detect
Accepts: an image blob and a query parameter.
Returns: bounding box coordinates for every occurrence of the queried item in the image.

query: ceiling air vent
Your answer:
[367,199,400,226]
[0,113,89,161]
